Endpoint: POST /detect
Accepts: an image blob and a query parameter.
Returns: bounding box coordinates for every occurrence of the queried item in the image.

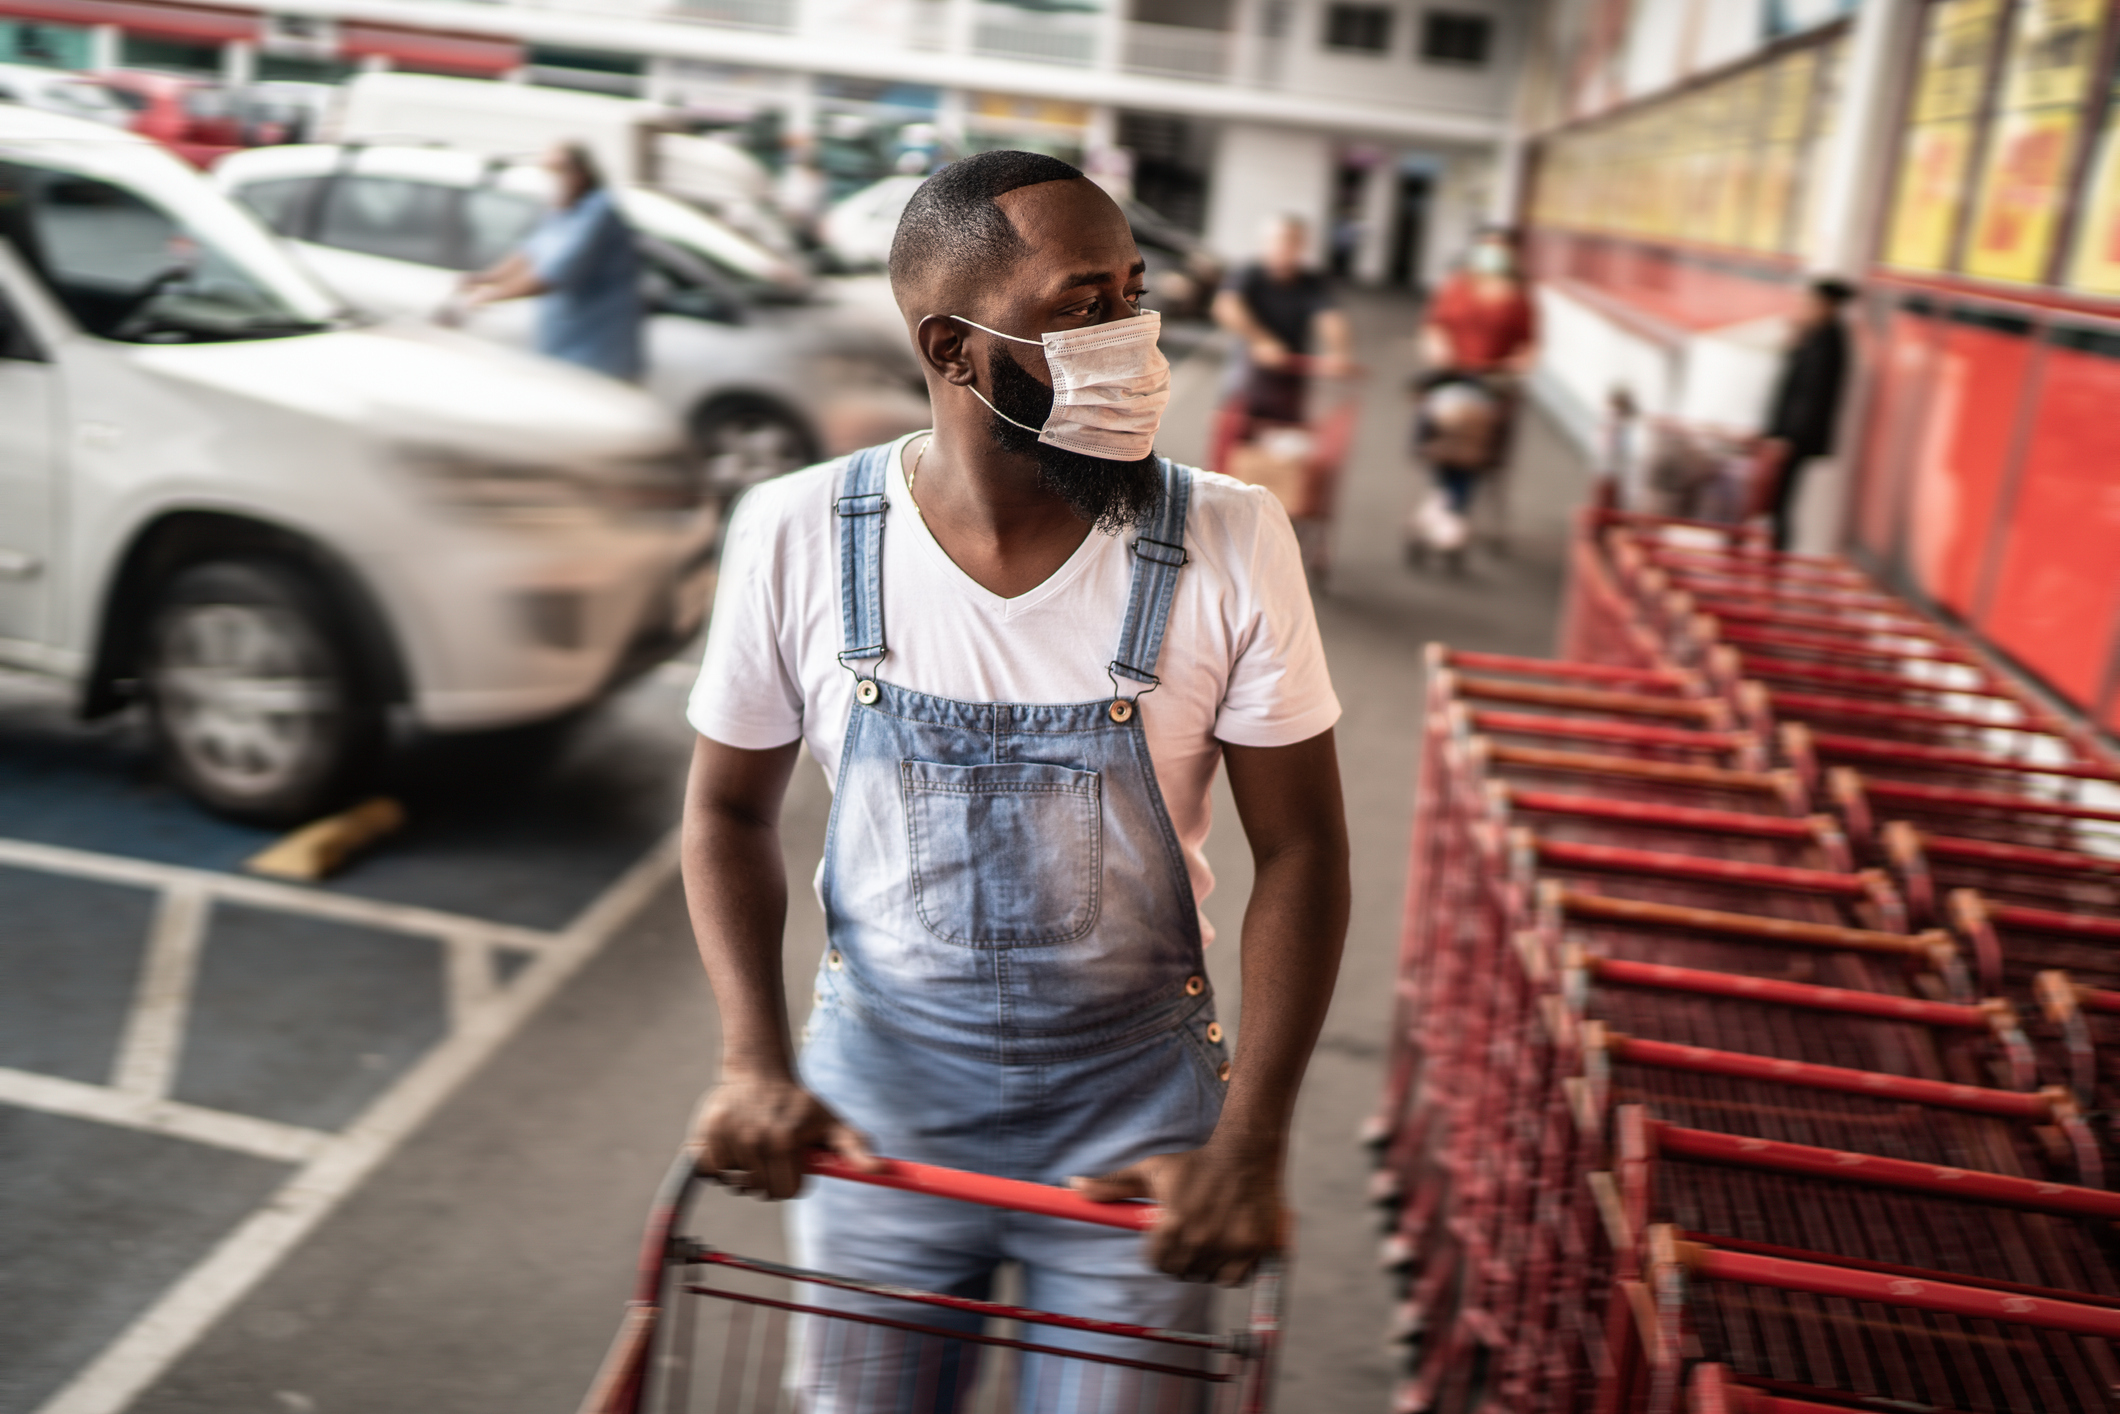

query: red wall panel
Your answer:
[1855,307,1946,560]
[1905,316,2037,617]
[1976,336,2120,710]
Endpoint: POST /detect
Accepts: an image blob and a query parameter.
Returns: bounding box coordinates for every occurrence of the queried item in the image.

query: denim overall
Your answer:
[792,442,1230,1412]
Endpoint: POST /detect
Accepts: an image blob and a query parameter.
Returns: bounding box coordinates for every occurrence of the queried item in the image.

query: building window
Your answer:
[1420,10,1490,65]
[1324,4,1394,53]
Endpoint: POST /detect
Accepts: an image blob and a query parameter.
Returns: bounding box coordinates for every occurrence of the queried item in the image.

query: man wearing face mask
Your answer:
[682,150,1350,1410]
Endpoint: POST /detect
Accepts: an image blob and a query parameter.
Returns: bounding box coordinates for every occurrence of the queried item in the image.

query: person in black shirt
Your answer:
[1759,277,1854,550]
[1211,214,1353,422]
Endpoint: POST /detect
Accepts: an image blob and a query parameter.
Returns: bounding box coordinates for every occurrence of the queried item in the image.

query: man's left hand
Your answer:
[1070,1138,1284,1285]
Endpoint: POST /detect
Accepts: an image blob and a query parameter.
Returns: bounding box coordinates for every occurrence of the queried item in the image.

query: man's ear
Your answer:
[915,314,977,387]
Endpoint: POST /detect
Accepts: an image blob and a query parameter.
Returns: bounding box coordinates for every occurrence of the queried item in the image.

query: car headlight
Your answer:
[395,446,704,519]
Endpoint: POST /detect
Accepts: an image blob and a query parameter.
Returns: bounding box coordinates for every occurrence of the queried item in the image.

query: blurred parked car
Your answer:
[0,106,716,824]
[328,71,801,260]
[97,69,243,168]
[217,143,930,496]
[233,79,336,145]
[0,62,130,128]
[819,174,1222,317]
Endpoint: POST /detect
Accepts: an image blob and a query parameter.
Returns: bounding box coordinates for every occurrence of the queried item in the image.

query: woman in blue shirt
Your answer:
[457,141,643,381]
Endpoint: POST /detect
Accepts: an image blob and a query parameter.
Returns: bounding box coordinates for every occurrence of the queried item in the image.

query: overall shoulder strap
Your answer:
[1109,458,1192,690]
[835,443,893,668]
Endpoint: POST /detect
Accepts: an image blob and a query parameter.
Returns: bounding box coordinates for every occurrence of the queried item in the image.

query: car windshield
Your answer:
[0,153,343,342]
[43,79,127,125]
[616,186,807,298]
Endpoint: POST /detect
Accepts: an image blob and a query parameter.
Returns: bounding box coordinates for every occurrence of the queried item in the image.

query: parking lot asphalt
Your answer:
[2,293,1589,1414]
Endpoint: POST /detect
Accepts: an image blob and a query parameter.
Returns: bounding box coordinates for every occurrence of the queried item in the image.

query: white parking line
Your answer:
[25,826,684,1414]
[0,1067,327,1165]
[108,885,211,1100]
[0,836,558,955]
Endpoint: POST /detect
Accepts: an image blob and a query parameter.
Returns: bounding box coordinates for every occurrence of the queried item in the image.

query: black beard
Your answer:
[985,344,1160,534]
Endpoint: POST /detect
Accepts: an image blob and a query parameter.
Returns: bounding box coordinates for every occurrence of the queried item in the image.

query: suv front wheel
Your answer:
[144,559,383,827]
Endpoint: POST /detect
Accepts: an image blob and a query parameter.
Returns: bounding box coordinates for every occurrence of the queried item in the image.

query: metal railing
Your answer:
[1120,21,1232,80]
[970,18,1097,66]
[667,0,796,31]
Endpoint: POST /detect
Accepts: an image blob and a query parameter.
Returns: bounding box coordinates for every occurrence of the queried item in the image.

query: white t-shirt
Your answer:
[687,432,1341,939]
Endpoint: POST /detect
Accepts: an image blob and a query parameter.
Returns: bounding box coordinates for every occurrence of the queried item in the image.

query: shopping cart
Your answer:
[581,1149,1286,1414]
[1208,353,1361,581]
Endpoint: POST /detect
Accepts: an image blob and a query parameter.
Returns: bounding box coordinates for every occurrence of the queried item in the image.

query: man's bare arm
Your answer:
[1211,287,1291,368]
[1314,308,1356,375]
[1074,727,1350,1282]
[459,251,548,304]
[682,734,876,1199]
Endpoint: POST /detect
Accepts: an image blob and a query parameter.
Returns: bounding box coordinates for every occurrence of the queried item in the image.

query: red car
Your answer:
[96,70,244,168]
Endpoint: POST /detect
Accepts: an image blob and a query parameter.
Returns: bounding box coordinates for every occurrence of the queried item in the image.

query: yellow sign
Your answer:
[1885,120,1976,270]
[1964,106,2082,282]
[970,93,1090,130]
[1912,0,2004,124]
[2000,0,2102,110]
[2068,93,2120,294]
[1767,50,1817,145]
[1748,144,1796,252]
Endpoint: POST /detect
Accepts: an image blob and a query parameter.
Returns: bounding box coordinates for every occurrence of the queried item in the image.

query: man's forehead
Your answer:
[993,180,1138,285]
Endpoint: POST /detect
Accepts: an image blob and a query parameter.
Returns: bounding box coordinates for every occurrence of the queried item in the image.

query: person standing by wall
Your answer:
[454,141,643,381]
[1757,277,1854,551]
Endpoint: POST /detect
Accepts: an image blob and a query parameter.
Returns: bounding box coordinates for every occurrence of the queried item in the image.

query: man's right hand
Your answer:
[688,1074,880,1200]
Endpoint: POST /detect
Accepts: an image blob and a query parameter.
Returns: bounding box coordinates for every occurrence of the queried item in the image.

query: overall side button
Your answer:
[856,680,880,706]
[1109,699,1133,724]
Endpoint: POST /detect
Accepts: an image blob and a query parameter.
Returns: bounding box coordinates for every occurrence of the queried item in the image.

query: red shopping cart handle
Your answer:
[805,1152,1160,1232]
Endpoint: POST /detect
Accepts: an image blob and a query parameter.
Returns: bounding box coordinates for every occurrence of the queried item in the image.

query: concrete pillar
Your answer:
[1353,156,1394,285]
[934,85,965,156]
[222,39,254,89]
[1203,122,1332,265]
[88,23,120,72]
[1804,0,1921,276]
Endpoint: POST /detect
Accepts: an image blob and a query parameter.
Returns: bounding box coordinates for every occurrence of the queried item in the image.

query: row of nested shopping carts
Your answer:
[1367,503,2120,1414]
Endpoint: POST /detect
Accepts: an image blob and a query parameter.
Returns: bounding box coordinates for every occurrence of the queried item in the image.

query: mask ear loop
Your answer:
[949,315,1056,438]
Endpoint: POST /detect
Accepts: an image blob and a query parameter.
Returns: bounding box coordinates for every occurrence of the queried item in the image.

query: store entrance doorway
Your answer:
[1388,171,1431,289]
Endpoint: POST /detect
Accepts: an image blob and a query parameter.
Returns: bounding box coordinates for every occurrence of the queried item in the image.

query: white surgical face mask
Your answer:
[950,310,1171,460]
[1469,243,1513,276]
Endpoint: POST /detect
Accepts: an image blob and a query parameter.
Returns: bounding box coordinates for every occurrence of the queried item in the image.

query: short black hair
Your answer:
[1811,276,1856,305]
[889,149,1085,310]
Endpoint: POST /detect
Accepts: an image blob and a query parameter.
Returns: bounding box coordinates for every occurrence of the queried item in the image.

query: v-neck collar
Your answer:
[891,433,1111,620]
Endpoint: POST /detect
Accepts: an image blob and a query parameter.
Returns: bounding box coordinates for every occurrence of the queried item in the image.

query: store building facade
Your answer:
[1522,0,2120,739]
[0,0,1532,283]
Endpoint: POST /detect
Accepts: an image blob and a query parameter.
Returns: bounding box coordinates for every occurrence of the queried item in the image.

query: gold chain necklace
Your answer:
[907,433,932,518]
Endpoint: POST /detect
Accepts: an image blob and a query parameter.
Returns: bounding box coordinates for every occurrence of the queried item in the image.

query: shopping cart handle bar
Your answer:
[806,1153,1159,1231]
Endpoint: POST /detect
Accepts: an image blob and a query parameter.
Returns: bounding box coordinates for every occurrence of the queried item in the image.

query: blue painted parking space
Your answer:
[0,659,699,1414]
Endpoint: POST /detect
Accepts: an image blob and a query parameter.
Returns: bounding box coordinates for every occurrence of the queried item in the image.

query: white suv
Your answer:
[215,143,930,497]
[0,107,718,824]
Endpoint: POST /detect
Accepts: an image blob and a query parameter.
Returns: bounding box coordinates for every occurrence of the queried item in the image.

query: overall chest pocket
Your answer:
[901,760,1102,947]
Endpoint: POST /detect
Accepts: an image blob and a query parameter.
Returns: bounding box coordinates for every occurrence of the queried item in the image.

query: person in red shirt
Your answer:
[1407,227,1537,561]
[1419,226,1537,375]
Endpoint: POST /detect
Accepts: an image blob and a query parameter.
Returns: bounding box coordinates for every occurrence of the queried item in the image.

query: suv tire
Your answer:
[144,559,383,826]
